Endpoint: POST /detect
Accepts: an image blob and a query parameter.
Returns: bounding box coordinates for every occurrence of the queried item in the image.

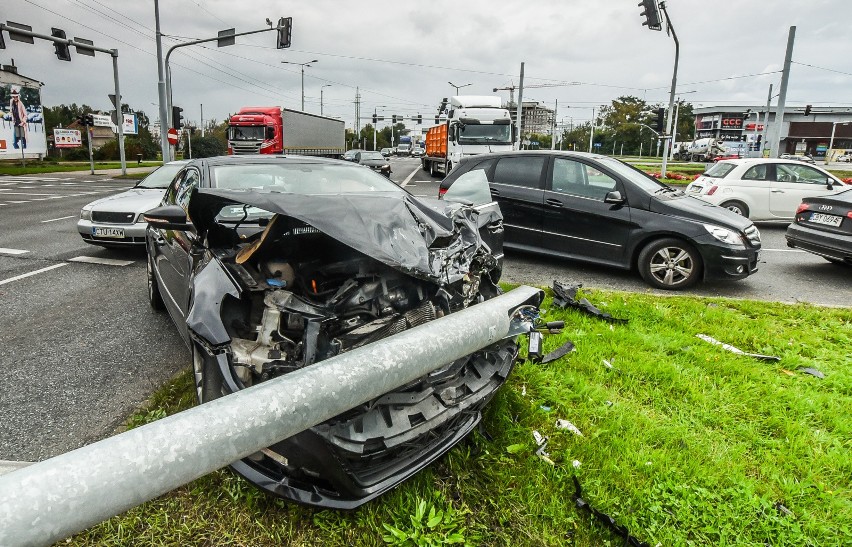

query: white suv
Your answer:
[685,158,847,220]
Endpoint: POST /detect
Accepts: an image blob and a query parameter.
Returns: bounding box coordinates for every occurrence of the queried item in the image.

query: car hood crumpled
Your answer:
[188,188,499,284]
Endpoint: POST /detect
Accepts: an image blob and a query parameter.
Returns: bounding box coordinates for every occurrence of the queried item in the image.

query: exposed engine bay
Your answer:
[179,186,516,508]
[218,217,485,388]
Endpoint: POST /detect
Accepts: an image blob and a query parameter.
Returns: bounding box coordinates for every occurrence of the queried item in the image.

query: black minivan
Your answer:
[439,151,762,290]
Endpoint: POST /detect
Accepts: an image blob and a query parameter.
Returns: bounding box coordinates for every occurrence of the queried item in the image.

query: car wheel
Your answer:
[192,344,224,404]
[720,200,749,218]
[147,252,165,311]
[638,238,703,290]
[446,161,453,174]
[428,161,436,177]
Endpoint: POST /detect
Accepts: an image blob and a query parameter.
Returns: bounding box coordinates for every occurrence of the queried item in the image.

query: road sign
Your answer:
[167,128,179,145]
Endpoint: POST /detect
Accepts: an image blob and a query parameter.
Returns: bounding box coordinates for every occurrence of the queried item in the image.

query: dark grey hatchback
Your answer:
[439,151,762,289]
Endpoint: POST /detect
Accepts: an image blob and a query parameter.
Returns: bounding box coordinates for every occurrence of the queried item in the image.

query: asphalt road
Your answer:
[1,157,849,464]
[0,170,187,462]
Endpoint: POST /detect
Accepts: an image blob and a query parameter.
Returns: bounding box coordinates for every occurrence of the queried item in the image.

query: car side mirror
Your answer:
[143,204,194,231]
[827,178,835,189]
[604,190,625,204]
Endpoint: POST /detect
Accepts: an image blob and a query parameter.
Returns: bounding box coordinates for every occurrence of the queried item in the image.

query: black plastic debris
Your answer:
[696,334,781,362]
[551,281,627,323]
[572,477,650,547]
[796,367,825,379]
[541,339,576,364]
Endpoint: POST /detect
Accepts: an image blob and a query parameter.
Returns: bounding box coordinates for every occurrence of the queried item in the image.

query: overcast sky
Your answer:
[4,0,852,129]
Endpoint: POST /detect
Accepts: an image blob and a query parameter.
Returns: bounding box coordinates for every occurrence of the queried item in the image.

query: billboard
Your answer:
[0,84,48,157]
[53,128,82,148]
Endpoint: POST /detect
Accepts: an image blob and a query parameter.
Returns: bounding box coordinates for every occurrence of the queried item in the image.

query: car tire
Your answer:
[428,161,436,177]
[638,238,703,290]
[192,344,224,404]
[720,200,749,218]
[446,161,453,174]
[147,251,165,311]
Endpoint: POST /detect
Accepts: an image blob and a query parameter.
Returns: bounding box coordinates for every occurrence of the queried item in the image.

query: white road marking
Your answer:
[761,248,807,253]
[68,256,135,267]
[0,263,68,286]
[400,166,420,188]
[7,200,29,204]
[0,192,62,197]
[0,248,30,256]
[41,215,77,223]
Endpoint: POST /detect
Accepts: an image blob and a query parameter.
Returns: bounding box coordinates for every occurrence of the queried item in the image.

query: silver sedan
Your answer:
[77,161,188,247]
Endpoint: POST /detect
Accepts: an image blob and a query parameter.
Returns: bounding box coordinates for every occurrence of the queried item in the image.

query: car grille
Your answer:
[744,225,761,246]
[230,142,262,155]
[91,211,135,224]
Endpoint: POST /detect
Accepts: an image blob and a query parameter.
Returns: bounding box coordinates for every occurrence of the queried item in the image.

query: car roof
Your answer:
[716,158,817,166]
[190,155,347,168]
[459,150,612,162]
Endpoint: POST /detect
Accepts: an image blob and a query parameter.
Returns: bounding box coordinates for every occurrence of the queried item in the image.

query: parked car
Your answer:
[785,188,852,265]
[144,155,527,509]
[77,160,188,247]
[355,150,392,177]
[380,147,393,158]
[836,153,852,163]
[342,149,362,161]
[439,151,761,290]
[686,158,846,220]
[780,153,815,164]
[411,146,425,158]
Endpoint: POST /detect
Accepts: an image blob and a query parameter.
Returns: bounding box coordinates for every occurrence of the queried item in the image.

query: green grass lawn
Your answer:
[64,288,851,546]
[0,161,160,176]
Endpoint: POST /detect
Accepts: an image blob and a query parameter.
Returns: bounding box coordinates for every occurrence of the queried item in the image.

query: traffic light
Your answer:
[372,114,378,124]
[416,114,422,124]
[804,104,812,116]
[276,17,292,49]
[392,115,398,124]
[85,113,94,126]
[638,0,662,31]
[50,28,71,61]
[172,106,184,130]
[652,107,665,132]
[435,116,440,124]
[76,114,86,126]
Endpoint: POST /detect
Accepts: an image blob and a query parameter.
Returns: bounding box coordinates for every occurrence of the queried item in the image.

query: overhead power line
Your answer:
[792,61,852,78]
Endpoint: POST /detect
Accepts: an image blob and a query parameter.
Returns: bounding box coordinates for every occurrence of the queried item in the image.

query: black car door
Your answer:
[489,155,547,250]
[542,157,632,266]
[150,167,201,340]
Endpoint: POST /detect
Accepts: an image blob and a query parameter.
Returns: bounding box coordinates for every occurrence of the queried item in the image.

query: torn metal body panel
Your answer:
[145,155,525,509]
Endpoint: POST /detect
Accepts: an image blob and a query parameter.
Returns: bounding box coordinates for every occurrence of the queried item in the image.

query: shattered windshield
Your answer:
[457,124,512,144]
[211,162,404,194]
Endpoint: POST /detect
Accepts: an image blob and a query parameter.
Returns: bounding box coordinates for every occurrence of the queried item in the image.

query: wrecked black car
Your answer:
[144,156,524,509]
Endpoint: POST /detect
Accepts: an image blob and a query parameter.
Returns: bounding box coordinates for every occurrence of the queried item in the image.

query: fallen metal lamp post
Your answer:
[0,286,542,547]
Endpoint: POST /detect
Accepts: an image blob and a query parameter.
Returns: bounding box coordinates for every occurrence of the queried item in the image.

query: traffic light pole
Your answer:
[154,0,170,164]
[0,23,126,174]
[164,25,281,133]
[87,126,95,175]
[659,1,679,177]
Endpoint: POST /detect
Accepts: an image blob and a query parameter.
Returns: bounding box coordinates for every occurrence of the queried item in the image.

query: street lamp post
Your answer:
[827,121,850,163]
[320,84,331,116]
[282,59,318,111]
[448,81,472,95]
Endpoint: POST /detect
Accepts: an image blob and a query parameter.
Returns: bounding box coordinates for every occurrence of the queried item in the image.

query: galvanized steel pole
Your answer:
[762,83,773,157]
[659,2,679,177]
[515,62,525,150]
[0,286,541,547]
[111,51,127,176]
[770,27,796,158]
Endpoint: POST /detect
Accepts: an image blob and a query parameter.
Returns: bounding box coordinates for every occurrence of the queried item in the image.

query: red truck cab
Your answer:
[227,107,282,155]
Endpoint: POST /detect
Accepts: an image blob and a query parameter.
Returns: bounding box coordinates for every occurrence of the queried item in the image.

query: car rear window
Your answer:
[704,162,736,178]
[493,157,546,188]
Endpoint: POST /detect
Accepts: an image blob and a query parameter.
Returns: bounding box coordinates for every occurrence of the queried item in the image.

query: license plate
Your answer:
[92,227,125,238]
[809,213,843,227]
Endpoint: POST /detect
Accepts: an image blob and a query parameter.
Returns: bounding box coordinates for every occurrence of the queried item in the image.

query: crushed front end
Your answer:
[184,189,528,508]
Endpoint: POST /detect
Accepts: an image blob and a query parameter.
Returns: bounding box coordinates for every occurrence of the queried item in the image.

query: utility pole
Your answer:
[761,84,772,157]
[154,0,170,163]
[514,62,524,150]
[659,1,679,177]
[200,104,204,137]
[551,99,557,150]
[770,26,796,158]
[355,87,361,147]
[588,107,595,153]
